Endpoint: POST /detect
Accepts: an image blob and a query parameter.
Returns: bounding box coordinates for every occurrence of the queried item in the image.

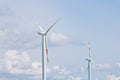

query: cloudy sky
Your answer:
[0,0,120,80]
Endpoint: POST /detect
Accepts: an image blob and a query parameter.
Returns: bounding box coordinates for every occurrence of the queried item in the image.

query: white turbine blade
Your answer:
[39,26,45,32]
[87,62,89,69]
[45,36,49,63]
[45,36,48,53]
[38,32,43,35]
[36,21,45,32]
[91,59,95,64]
[88,41,91,58]
[91,59,98,67]
[45,19,60,34]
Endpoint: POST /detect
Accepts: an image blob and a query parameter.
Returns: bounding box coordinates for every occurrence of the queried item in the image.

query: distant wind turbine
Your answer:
[37,19,60,80]
[86,41,95,80]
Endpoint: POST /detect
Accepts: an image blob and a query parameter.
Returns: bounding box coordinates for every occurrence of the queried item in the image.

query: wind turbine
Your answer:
[85,41,95,80]
[37,19,60,80]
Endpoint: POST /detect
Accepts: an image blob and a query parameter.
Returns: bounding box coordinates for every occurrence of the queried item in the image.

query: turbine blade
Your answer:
[39,26,45,32]
[36,22,45,32]
[38,32,43,35]
[88,41,91,58]
[47,57,49,63]
[45,19,60,34]
[45,36,49,63]
[87,62,89,71]
[45,36,48,54]
[91,59,95,64]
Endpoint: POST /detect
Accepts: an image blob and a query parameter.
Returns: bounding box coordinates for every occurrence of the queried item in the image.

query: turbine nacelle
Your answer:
[86,58,95,64]
[86,58,92,62]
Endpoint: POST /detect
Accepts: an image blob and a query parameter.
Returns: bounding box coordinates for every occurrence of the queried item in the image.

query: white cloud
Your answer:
[0,78,7,80]
[32,61,42,69]
[116,63,120,68]
[49,32,70,45]
[107,75,120,80]
[1,50,120,80]
[93,63,111,70]
[59,67,71,75]
[52,65,71,75]
[80,67,85,73]
[0,50,38,75]
[0,50,82,80]
[53,65,61,70]
[51,65,81,80]
[0,50,43,77]
[3,50,31,74]
[69,76,81,80]
[53,75,82,80]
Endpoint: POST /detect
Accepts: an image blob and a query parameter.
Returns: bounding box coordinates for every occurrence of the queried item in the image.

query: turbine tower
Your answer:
[37,19,60,80]
[86,41,92,80]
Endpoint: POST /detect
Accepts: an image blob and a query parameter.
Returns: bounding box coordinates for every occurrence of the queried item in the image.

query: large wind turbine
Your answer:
[37,19,60,80]
[86,41,94,80]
